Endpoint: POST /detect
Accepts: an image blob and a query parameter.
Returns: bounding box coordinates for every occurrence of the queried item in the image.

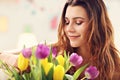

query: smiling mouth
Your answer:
[68,35,80,39]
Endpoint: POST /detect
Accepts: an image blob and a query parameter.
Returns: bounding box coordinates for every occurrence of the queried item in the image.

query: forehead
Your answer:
[65,6,88,19]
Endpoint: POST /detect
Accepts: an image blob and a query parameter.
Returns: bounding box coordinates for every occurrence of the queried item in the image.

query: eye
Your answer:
[76,21,83,25]
[65,19,69,25]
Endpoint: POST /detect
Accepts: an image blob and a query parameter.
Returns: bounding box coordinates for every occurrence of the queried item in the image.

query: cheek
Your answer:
[77,28,89,43]
[79,25,89,36]
[81,30,87,37]
[76,27,85,35]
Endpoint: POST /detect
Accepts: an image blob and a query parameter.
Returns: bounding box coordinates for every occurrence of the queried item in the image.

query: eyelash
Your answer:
[65,21,83,25]
[76,21,82,25]
[65,21,69,25]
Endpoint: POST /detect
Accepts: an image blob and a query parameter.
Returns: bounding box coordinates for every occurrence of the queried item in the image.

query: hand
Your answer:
[0,52,18,67]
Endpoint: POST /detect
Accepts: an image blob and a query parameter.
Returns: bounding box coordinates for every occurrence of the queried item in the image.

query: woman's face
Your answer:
[64,6,89,47]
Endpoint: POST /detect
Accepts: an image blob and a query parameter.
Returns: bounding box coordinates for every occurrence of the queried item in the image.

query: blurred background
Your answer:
[0,0,120,52]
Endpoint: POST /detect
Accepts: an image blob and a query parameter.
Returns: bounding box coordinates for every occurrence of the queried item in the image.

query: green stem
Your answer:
[65,65,72,73]
[81,76,87,80]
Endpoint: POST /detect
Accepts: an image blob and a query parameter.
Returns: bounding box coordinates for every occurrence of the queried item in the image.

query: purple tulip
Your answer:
[22,48,32,58]
[35,44,50,59]
[51,47,57,58]
[69,53,83,66]
[84,66,99,79]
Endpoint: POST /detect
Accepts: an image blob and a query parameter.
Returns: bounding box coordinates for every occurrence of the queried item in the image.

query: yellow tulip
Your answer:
[53,65,65,80]
[56,55,65,66]
[44,62,53,75]
[17,53,29,71]
[41,58,48,68]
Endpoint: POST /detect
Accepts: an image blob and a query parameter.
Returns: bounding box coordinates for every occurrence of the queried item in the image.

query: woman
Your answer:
[0,0,120,80]
[53,0,120,80]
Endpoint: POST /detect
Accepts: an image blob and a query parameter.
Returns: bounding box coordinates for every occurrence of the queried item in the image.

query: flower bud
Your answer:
[69,53,83,66]
[41,58,48,68]
[22,48,32,58]
[56,55,65,66]
[35,44,50,59]
[85,66,99,79]
[44,62,53,75]
[17,53,29,72]
[53,65,65,80]
[51,47,57,58]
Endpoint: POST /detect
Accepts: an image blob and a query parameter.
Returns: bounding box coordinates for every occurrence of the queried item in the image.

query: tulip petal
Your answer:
[51,47,57,58]
[44,62,53,75]
[70,53,83,66]
[35,44,50,59]
[18,53,29,71]
[85,66,99,79]
[56,55,65,66]
[53,65,65,80]
[22,48,32,58]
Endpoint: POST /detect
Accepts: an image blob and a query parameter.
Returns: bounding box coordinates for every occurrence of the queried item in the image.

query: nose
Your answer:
[65,23,75,32]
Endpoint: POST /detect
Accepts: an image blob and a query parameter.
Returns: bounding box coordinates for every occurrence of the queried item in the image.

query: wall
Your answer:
[0,0,65,51]
[105,0,120,51]
[0,0,120,51]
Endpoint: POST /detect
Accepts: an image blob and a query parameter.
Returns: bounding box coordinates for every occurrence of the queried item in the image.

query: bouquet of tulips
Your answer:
[0,43,99,80]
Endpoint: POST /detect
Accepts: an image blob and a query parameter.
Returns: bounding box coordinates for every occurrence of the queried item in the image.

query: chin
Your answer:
[70,42,80,47]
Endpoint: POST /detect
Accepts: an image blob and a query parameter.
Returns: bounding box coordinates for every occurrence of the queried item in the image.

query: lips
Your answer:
[68,35,80,39]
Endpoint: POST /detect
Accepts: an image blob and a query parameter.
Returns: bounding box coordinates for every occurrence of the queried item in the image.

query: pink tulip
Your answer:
[69,53,83,66]
[22,48,32,58]
[35,44,50,59]
[85,66,99,79]
[51,46,57,58]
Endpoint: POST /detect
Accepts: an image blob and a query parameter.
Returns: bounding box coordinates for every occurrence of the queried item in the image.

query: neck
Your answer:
[78,47,91,58]
[77,45,91,62]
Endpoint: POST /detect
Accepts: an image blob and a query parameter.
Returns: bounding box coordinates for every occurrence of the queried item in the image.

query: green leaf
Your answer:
[52,58,59,66]
[41,65,47,80]
[11,66,22,80]
[22,72,31,80]
[31,46,37,55]
[65,65,72,73]
[46,66,54,80]
[63,51,71,72]
[32,66,41,80]
[48,45,52,62]
[65,74,73,80]
[73,64,88,80]
[0,60,21,80]
[63,75,67,80]
[64,50,67,60]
